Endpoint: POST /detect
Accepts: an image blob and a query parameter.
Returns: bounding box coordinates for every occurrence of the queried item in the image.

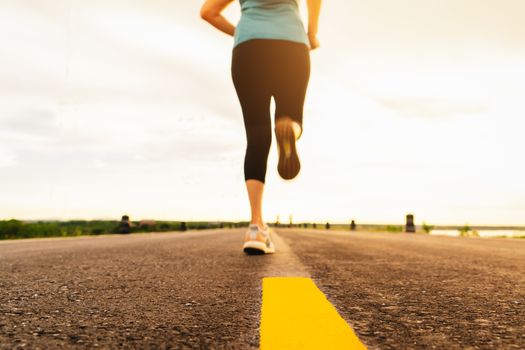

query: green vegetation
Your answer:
[422,222,434,234]
[0,220,115,240]
[286,223,405,233]
[275,222,525,240]
[386,225,403,233]
[0,220,231,241]
[4,219,522,240]
[458,224,480,237]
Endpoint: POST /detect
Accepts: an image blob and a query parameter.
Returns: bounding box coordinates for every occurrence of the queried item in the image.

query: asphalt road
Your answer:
[1,229,524,349]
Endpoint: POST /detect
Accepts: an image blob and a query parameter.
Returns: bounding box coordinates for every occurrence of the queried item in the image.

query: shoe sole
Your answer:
[243,240,275,255]
[276,122,300,180]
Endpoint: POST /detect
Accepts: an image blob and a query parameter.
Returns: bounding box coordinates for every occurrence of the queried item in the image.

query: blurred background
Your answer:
[1,0,524,226]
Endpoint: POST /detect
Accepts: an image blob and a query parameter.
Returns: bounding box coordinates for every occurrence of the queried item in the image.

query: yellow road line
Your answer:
[261,277,367,350]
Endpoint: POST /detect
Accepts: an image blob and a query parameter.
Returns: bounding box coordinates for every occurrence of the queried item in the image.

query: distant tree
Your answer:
[0,220,22,239]
[458,224,479,237]
[458,224,471,237]
[325,222,330,230]
[422,222,434,234]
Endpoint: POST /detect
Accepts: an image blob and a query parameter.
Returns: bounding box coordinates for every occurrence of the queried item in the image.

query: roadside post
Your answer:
[406,214,416,233]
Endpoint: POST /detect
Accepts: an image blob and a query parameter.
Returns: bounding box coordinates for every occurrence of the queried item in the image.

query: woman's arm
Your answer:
[200,0,236,36]
[306,0,322,49]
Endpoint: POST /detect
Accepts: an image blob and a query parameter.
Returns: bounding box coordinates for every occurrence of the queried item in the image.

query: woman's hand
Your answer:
[307,0,321,50]
[308,32,320,50]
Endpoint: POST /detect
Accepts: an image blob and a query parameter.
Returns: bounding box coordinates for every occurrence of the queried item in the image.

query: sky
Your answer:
[1,0,524,225]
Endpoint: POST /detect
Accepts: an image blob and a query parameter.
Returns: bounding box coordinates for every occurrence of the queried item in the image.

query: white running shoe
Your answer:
[243,224,275,255]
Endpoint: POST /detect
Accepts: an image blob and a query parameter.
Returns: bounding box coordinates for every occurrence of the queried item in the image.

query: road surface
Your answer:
[1,229,524,349]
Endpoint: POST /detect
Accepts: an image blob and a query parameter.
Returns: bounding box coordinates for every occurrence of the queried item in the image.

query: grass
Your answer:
[0,220,242,241]
[3,220,524,240]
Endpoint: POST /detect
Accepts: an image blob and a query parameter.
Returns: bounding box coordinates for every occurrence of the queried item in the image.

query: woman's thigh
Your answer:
[270,41,311,125]
[231,40,273,127]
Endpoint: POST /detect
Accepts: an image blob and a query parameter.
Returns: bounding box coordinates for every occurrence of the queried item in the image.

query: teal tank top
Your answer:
[234,0,310,48]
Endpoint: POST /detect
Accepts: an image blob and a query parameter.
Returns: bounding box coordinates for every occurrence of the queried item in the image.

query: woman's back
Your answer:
[234,0,309,48]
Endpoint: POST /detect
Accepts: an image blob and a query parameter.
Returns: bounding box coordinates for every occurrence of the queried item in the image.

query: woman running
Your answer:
[200,0,321,254]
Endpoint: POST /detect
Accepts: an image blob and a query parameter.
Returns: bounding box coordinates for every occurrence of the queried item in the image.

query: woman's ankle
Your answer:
[250,219,265,228]
[276,116,301,140]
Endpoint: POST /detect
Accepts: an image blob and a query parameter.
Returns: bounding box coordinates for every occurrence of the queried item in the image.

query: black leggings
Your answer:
[231,39,310,183]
